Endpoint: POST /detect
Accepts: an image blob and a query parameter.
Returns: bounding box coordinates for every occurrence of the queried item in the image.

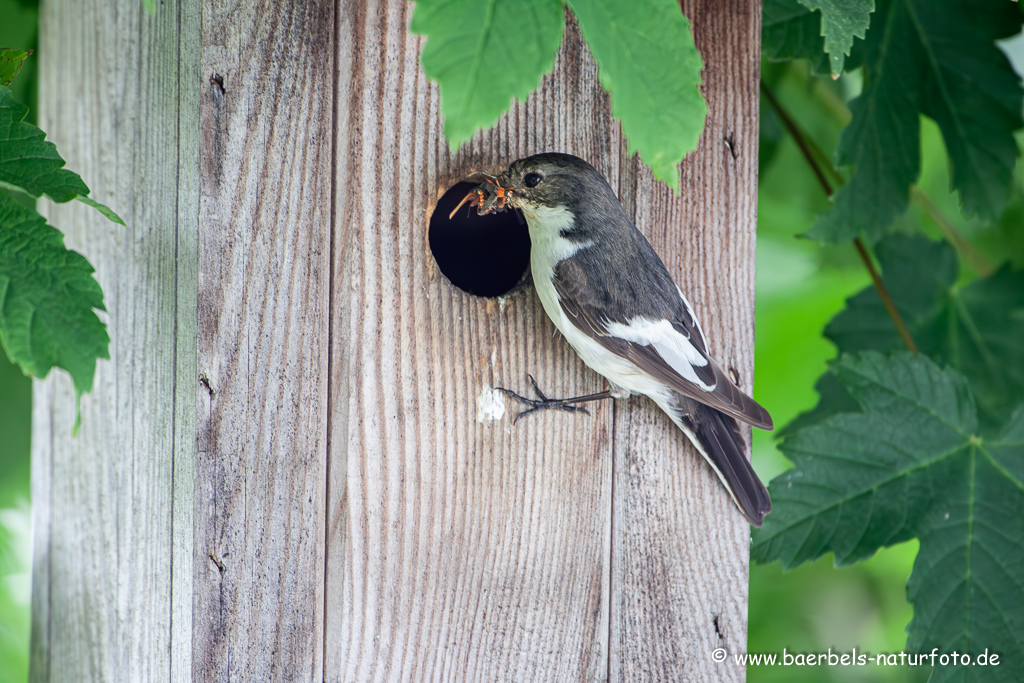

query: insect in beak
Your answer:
[448,173,520,219]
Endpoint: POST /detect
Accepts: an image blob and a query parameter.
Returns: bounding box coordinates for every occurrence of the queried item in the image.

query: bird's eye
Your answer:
[523,172,543,188]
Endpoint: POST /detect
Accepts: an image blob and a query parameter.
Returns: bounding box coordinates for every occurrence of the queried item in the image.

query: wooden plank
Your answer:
[327,6,623,681]
[32,0,758,677]
[609,1,761,680]
[29,360,52,683]
[329,1,760,680]
[192,1,334,682]
[173,2,203,682]
[32,1,199,681]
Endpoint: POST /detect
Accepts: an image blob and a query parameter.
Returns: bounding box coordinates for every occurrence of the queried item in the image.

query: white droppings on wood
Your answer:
[498,293,512,313]
[475,386,506,423]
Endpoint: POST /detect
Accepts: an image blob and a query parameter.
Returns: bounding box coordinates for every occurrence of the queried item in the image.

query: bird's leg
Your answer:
[495,375,615,424]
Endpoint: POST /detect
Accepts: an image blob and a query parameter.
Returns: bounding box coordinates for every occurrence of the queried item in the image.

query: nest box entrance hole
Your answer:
[429,181,531,298]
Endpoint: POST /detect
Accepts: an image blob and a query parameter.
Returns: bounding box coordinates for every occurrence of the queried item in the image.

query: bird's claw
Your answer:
[495,375,592,424]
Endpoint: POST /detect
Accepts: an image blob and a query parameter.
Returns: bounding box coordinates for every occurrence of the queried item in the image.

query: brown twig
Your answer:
[853,238,919,352]
[761,82,834,196]
[760,81,919,353]
[910,187,994,277]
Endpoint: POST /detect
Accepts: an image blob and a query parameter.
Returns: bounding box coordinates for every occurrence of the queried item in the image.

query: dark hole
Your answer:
[429,181,531,298]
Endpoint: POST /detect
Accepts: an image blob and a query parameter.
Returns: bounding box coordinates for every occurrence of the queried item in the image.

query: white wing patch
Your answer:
[604,317,716,391]
[521,203,718,396]
[676,286,709,349]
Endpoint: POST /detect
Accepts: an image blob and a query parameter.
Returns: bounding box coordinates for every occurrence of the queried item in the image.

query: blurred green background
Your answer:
[1,1,38,681]
[748,42,1024,680]
[0,4,1019,682]
[748,59,920,683]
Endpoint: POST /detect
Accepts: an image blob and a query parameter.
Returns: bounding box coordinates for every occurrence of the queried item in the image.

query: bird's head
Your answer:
[496,153,614,218]
[450,153,621,238]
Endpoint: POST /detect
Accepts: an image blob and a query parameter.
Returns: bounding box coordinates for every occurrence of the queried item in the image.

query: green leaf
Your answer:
[907,407,1024,683]
[0,87,87,202]
[0,49,31,87]
[796,0,873,75]
[758,90,787,177]
[826,234,1024,429]
[807,0,1024,244]
[0,192,108,401]
[76,196,126,226]
[754,353,976,568]
[776,370,858,438]
[763,0,832,74]
[410,0,709,188]
[0,86,123,222]
[753,352,1024,679]
[763,0,866,74]
[566,0,707,189]
[409,0,565,150]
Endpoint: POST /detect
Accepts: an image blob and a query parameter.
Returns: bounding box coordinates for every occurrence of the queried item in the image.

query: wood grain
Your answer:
[193,0,334,681]
[32,1,199,681]
[328,6,619,681]
[327,1,760,681]
[33,0,760,679]
[610,2,765,679]
[610,1,761,680]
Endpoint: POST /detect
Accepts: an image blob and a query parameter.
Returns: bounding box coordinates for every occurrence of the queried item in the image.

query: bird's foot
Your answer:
[495,375,592,424]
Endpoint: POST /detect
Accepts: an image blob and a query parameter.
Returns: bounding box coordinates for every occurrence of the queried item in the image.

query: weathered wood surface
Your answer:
[33,0,759,680]
[329,1,759,681]
[329,6,617,680]
[193,0,334,681]
[610,1,760,680]
[32,1,200,682]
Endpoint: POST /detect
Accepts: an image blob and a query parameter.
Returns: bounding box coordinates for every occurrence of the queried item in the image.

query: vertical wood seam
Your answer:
[323,0,342,672]
[606,397,617,679]
[45,383,53,683]
[169,0,182,677]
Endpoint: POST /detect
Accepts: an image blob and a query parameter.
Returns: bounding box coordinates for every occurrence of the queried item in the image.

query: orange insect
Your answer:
[448,172,519,219]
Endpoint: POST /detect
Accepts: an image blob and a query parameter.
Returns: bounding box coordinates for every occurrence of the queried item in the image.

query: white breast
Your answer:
[522,205,676,404]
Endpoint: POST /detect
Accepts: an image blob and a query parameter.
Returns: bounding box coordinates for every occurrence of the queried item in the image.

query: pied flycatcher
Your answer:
[475,152,773,526]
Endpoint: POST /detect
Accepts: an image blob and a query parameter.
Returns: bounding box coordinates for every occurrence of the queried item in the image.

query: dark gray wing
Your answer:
[674,398,771,526]
[554,257,774,431]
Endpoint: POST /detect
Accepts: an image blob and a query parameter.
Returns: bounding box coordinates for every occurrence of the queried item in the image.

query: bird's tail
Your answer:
[662,395,771,527]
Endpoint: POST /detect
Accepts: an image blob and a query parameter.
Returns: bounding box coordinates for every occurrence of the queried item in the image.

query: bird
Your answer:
[472,152,773,526]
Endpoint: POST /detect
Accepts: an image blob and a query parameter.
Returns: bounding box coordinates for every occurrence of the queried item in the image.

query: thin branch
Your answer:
[760,81,833,196]
[853,238,920,353]
[760,81,919,353]
[799,122,845,189]
[812,77,852,127]
[911,187,995,277]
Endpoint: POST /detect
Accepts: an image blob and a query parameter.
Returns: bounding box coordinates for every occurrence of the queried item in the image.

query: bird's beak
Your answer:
[448,172,516,219]
[497,172,522,207]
